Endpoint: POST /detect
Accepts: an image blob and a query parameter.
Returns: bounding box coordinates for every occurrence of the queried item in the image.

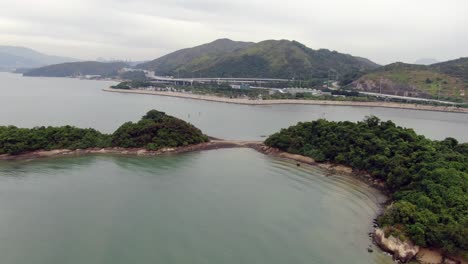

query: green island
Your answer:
[265,117,467,260]
[0,110,209,155]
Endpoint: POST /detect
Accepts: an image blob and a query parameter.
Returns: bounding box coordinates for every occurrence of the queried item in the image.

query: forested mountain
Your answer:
[430,57,468,82]
[136,39,379,80]
[137,38,254,75]
[23,61,129,77]
[0,46,76,71]
[352,58,468,102]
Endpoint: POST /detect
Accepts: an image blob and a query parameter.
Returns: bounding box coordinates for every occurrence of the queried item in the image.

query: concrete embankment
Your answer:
[103,88,468,114]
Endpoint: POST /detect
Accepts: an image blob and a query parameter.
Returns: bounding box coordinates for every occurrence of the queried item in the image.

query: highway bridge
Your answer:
[359,91,463,105]
[145,71,290,85]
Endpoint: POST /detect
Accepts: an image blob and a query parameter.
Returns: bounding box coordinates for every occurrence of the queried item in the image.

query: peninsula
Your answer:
[103,87,468,114]
[265,117,468,263]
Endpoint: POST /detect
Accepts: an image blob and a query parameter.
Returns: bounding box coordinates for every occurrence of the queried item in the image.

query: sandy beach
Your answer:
[103,87,468,114]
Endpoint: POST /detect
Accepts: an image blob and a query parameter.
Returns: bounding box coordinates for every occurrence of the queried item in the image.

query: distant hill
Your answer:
[0,46,77,71]
[96,58,147,67]
[429,57,468,82]
[413,58,439,65]
[136,39,379,80]
[24,61,129,77]
[353,58,468,102]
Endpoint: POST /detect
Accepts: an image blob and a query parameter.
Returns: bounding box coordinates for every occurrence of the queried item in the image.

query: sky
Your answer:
[0,0,467,65]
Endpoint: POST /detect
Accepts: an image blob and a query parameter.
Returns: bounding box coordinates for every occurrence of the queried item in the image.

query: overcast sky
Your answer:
[1,0,467,64]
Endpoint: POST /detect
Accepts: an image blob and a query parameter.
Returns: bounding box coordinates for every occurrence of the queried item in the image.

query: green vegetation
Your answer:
[265,117,467,257]
[0,126,110,155]
[119,70,148,81]
[0,110,208,155]
[23,61,128,77]
[137,39,379,82]
[136,38,254,75]
[112,81,154,90]
[431,57,468,82]
[111,110,209,149]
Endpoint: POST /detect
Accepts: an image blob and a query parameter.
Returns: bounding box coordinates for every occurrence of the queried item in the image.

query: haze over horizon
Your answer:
[1,0,467,65]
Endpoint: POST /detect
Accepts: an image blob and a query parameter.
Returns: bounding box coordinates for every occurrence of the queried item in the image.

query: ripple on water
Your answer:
[0,148,393,264]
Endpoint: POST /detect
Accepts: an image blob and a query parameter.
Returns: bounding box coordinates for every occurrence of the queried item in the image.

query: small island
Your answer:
[264,117,467,263]
[0,110,209,157]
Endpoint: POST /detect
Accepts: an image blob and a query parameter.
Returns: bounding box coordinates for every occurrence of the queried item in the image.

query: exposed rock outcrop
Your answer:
[374,228,419,263]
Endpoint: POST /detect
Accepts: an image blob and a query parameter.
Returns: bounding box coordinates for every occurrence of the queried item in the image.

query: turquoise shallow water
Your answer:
[0,149,393,264]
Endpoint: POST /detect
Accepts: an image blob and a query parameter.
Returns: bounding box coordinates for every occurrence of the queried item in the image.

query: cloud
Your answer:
[0,0,466,64]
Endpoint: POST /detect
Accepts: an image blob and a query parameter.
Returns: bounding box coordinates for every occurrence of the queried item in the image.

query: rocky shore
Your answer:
[0,140,259,161]
[374,227,466,264]
[374,228,420,263]
[103,87,468,114]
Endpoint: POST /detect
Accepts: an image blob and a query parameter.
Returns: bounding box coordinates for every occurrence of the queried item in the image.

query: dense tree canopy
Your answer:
[0,126,110,155]
[111,110,209,149]
[265,117,467,256]
[0,110,209,155]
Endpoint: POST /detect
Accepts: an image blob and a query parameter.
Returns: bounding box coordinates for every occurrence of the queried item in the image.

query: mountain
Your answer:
[414,58,439,65]
[429,57,468,82]
[137,39,254,75]
[136,39,379,80]
[24,61,129,77]
[96,58,147,67]
[352,58,468,102]
[0,46,77,71]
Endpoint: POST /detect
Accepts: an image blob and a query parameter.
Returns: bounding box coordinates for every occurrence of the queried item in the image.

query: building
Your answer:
[230,83,250,89]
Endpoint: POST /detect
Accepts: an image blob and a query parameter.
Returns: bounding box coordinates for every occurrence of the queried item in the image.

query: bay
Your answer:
[0,72,466,142]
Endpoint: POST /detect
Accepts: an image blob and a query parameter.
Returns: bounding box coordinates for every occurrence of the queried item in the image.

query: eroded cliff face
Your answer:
[374,228,419,263]
[354,78,433,98]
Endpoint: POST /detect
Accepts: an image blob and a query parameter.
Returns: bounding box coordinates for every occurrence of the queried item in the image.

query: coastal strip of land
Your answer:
[103,87,468,114]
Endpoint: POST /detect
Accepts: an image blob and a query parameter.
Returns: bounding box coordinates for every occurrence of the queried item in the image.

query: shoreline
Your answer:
[0,140,255,161]
[0,139,387,192]
[0,140,385,190]
[1,140,464,263]
[103,87,468,114]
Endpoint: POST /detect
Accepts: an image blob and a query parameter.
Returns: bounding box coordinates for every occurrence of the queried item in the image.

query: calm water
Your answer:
[0,149,392,264]
[0,72,466,263]
[0,72,467,142]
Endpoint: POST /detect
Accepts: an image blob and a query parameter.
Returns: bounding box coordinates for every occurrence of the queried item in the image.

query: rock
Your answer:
[136,149,147,155]
[373,228,419,263]
[417,248,444,264]
[443,258,459,264]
